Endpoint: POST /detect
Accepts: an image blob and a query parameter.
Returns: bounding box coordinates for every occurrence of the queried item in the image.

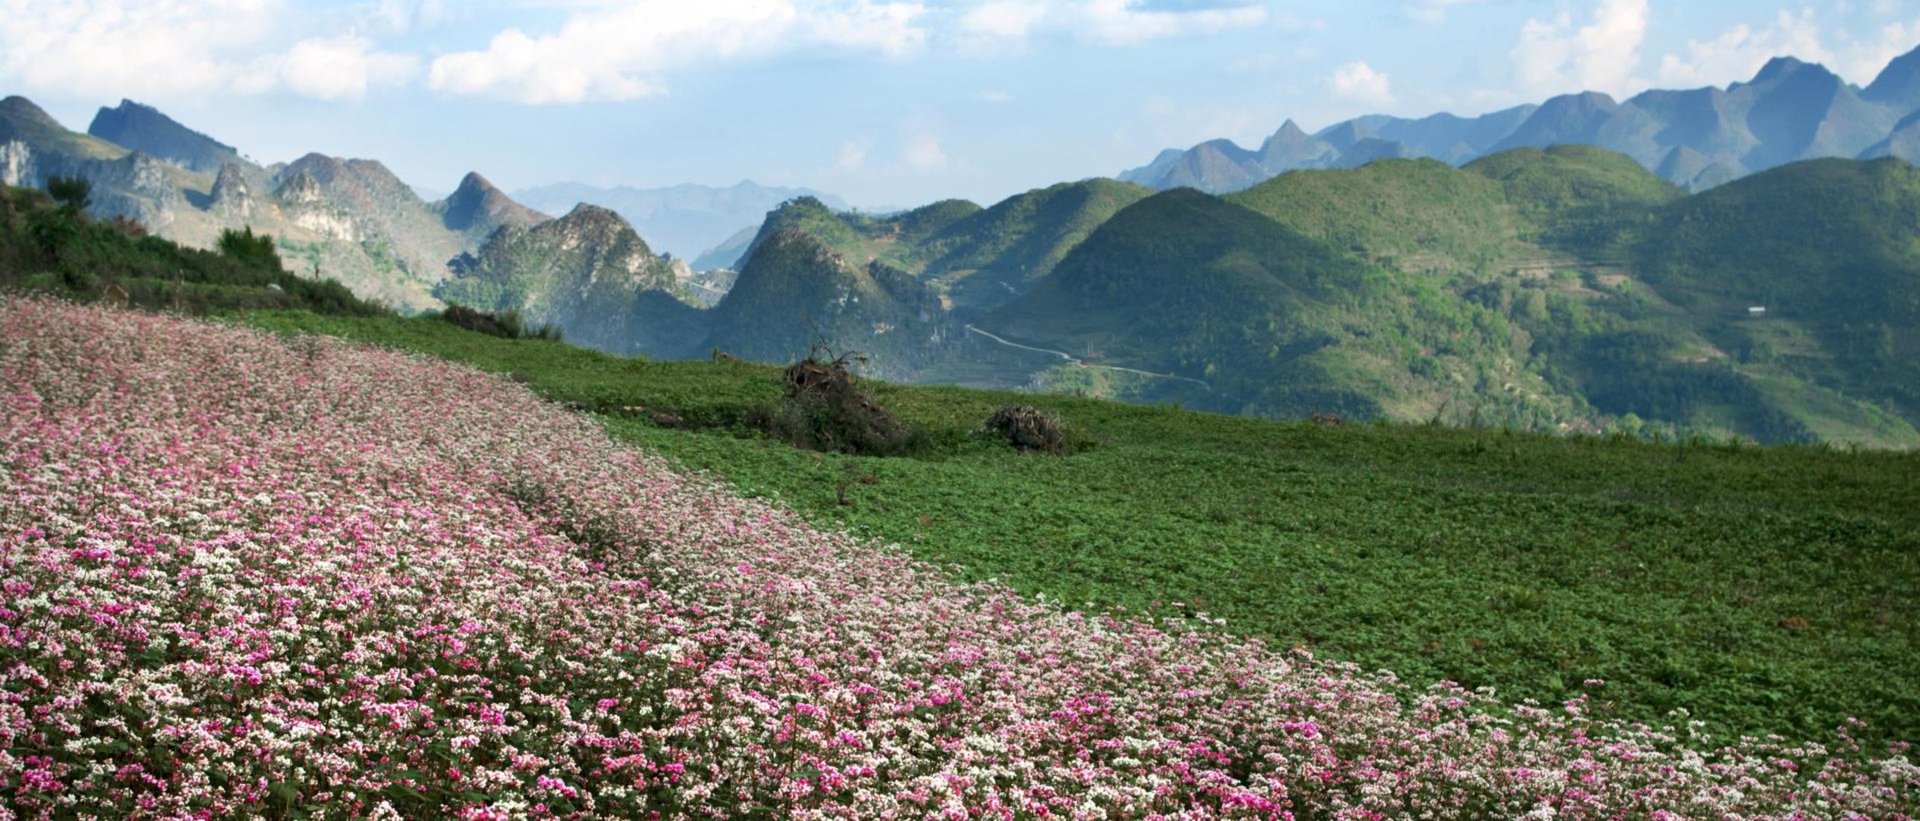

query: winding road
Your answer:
[963,324,1213,392]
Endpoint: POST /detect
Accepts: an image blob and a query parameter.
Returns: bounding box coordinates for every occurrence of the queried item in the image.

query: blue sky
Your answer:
[4,1,1919,208]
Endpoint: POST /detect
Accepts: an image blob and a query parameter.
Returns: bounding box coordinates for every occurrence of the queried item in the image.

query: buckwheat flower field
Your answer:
[0,298,1913,819]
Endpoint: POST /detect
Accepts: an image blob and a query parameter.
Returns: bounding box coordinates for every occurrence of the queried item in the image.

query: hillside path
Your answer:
[964,324,1212,391]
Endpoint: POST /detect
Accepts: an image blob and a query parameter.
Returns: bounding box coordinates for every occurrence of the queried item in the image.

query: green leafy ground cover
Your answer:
[245,310,1920,746]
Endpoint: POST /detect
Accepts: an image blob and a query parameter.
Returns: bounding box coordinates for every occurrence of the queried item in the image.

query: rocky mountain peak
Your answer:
[1270,119,1310,141]
[279,153,347,186]
[86,99,241,174]
[1864,45,1920,112]
[210,162,254,218]
[440,171,546,239]
[1751,56,1820,87]
[558,202,626,230]
[0,96,60,129]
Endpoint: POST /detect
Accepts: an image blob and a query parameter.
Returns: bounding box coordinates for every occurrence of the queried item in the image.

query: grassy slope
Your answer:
[242,310,1920,745]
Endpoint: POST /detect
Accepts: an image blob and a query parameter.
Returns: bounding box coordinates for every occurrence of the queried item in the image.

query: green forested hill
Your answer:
[983,189,1571,423]
[703,227,953,378]
[919,179,1153,316]
[1466,144,1685,253]
[1226,157,1524,276]
[972,154,1920,446]
[1632,157,1920,429]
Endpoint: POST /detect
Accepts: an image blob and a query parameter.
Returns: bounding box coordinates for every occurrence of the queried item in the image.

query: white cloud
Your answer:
[958,1,1049,40]
[975,89,1013,102]
[236,36,418,101]
[1077,0,1268,46]
[1653,9,1920,88]
[953,0,1268,50]
[0,0,421,102]
[1656,9,1831,87]
[838,137,874,170]
[1330,61,1395,106]
[904,133,947,170]
[1837,19,1920,84]
[1510,0,1648,97]
[427,0,928,104]
[0,0,276,99]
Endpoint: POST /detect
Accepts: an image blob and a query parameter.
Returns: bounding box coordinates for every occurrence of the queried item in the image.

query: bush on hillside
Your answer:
[980,404,1069,454]
[216,226,280,271]
[758,343,919,456]
[46,175,91,212]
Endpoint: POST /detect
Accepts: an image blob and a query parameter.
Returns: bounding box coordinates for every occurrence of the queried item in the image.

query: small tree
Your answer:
[217,226,283,273]
[46,175,91,213]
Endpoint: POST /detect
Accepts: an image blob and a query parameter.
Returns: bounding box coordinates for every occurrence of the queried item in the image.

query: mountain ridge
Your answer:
[1121,45,1920,193]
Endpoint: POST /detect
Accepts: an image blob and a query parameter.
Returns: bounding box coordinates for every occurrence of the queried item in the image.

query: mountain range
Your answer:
[5,43,1919,447]
[1123,47,1920,194]
[0,97,706,315]
[512,180,849,265]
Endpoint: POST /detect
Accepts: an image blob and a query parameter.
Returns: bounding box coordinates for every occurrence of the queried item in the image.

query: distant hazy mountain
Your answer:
[691,225,758,271]
[1861,109,1920,162]
[512,180,850,262]
[1122,46,1920,193]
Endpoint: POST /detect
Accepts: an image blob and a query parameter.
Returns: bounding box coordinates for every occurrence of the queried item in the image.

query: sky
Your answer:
[4,0,1920,209]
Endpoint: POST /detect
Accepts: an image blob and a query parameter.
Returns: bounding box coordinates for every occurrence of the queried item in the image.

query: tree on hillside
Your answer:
[217,226,282,273]
[46,175,91,213]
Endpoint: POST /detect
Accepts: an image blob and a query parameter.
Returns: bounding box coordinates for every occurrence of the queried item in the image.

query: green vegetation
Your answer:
[0,185,382,316]
[239,309,1920,746]
[919,179,1153,315]
[967,149,1912,445]
[1466,144,1684,254]
[436,205,687,355]
[45,175,92,212]
[436,303,563,341]
[984,188,1574,426]
[703,229,949,379]
[1228,157,1525,276]
[1634,158,1920,427]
